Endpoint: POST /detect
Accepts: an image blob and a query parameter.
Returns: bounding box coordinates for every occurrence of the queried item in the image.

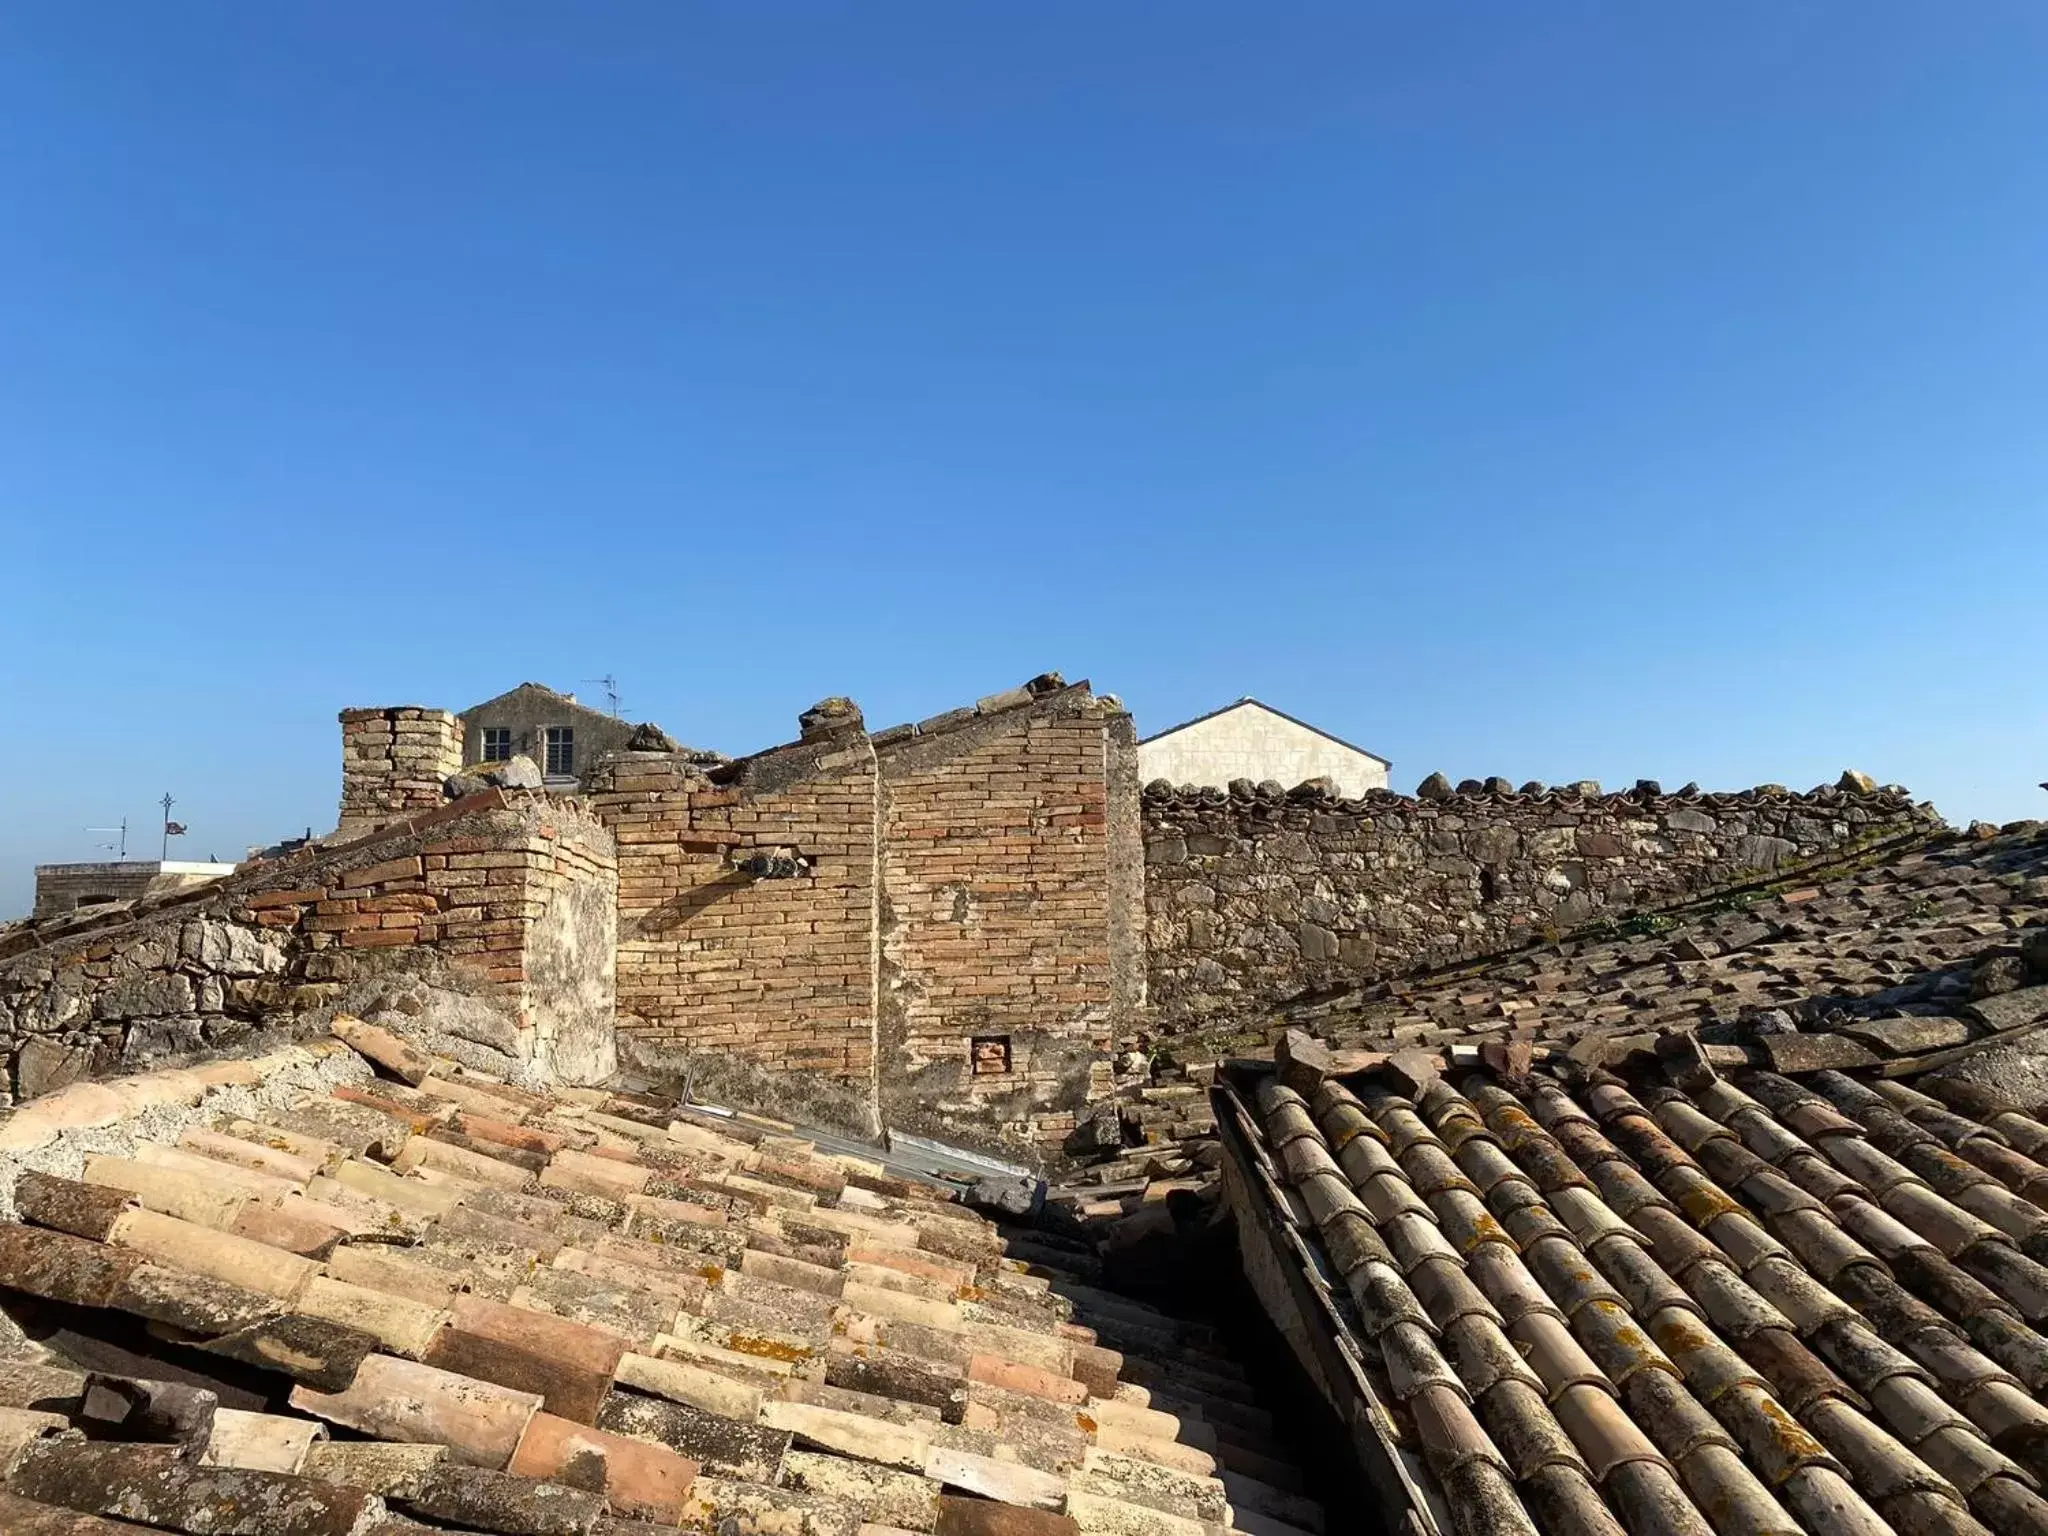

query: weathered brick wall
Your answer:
[336,707,464,838]
[876,696,1138,1146]
[584,681,1143,1152]
[1143,776,1942,1028]
[587,735,880,1097]
[0,793,617,1101]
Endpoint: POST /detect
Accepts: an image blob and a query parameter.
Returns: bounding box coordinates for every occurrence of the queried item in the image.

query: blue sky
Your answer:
[3,4,2045,915]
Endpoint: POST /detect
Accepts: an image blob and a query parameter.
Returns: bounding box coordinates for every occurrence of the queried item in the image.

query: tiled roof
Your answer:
[0,1025,1324,1535]
[1217,1043,2048,1536]
[1287,824,2048,1071]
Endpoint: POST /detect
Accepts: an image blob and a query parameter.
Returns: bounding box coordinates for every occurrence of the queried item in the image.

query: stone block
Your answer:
[1838,1016,1978,1056]
[1755,1033,1882,1075]
[1274,1030,1332,1098]
[14,1037,91,1100]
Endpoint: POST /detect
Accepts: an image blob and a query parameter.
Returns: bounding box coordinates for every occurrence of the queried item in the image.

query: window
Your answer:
[543,726,575,777]
[480,727,513,762]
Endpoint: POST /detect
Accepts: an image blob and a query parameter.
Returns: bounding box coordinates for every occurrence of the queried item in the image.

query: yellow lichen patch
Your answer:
[1492,1107,1544,1140]
[1458,1212,1512,1253]
[698,1265,725,1284]
[727,1333,813,1363]
[1757,1393,1829,1459]
[1074,1412,1098,1433]
[1677,1185,1741,1224]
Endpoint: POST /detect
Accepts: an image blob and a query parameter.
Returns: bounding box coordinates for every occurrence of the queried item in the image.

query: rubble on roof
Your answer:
[0,1019,1327,1535]
[1051,1054,1224,1222]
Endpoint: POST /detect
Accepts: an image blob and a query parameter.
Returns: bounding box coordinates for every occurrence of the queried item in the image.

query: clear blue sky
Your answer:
[4,4,2045,916]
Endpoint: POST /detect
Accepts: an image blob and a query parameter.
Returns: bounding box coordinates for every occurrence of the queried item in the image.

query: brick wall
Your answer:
[1143,776,1942,1028]
[0,793,617,1100]
[588,734,880,1102]
[876,700,1137,1145]
[585,682,1142,1152]
[337,707,465,838]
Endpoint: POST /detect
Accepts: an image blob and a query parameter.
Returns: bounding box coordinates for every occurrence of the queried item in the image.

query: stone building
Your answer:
[460,682,637,788]
[31,859,238,920]
[1138,697,1390,798]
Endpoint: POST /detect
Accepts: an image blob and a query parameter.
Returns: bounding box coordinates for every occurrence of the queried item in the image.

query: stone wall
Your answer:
[1142,775,1941,1028]
[31,862,236,921]
[336,707,465,838]
[0,792,617,1101]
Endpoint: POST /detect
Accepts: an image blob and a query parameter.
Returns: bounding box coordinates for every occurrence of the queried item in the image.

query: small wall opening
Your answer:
[970,1034,1012,1076]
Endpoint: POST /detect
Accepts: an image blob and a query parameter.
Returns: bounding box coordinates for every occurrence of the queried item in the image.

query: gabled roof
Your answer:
[459,682,621,724]
[1139,696,1391,767]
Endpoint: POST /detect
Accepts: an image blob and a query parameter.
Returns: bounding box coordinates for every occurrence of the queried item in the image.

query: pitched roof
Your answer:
[1194,820,2048,1536]
[1138,698,1391,768]
[460,681,622,724]
[1218,1051,2048,1536]
[0,1023,1325,1534]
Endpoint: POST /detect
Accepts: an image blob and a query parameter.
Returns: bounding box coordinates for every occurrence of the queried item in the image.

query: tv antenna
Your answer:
[160,792,188,861]
[582,675,625,718]
[85,818,128,859]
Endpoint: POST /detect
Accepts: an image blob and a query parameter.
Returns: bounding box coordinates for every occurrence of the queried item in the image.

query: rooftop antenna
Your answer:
[85,818,128,859]
[160,793,187,861]
[582,675,625,718]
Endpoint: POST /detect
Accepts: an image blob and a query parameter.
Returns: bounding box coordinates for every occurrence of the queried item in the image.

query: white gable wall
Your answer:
[1138,705,1389,798]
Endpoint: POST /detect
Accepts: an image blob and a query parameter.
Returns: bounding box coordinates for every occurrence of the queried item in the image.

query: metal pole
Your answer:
[160,794,173,862]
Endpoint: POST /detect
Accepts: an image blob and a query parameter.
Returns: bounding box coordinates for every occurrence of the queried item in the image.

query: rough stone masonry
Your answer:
[0,792,617,1103]
[1141,771,1938,1028]
[0,670,1941,1159]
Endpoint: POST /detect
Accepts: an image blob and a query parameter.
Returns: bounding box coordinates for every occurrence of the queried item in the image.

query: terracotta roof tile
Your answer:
[1227,993,2048,1536]
[0,1045,1326,1536]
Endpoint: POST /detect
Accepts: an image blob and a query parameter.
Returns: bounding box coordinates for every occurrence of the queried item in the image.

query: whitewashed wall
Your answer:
[1138,705,1389,798]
